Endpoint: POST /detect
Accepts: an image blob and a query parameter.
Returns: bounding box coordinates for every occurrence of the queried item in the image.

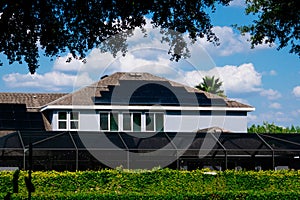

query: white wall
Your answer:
[79,110,100,131]
[164,115,247,133]
[51,110,248,133]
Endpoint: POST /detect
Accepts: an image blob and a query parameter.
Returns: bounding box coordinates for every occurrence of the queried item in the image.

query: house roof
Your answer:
[44,72,253,110]
[0,93,66,111]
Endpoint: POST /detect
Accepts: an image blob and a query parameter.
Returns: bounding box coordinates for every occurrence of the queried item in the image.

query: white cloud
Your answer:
[229,0,246,7]
[199,26,273,56]
[291,109,300,117]
[50,25,269,87]
[248,113,258,123]
[3,72,93,91]
[269,102,281,109]
[53,54,83,72]
[259,111,292,123]
[269,70,277,76]
[1,23,273,94]
[292,86,300,97]
[182,63,262,93]
[260,89,282,100]
[230,98,250,105]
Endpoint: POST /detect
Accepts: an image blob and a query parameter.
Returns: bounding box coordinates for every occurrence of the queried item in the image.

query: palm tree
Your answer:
[195,76,226,97]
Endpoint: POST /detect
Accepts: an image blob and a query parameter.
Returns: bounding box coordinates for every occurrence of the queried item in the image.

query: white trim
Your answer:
[42,105,255,112]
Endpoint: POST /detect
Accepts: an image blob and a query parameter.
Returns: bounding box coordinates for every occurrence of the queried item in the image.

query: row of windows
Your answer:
[57,111,164,132]
[100,112,164,132]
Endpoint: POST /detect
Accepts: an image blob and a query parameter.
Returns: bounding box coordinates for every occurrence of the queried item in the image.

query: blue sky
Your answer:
[0,0,299,127]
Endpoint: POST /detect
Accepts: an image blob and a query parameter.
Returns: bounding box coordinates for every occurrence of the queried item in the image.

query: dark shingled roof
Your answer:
[0,93,66,111]
[0,93,65,131]
[46,72,253,109]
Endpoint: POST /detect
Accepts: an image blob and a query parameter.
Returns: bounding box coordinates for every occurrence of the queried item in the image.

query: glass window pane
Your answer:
[123,113,131,131]
[110,113,118,131]
[58,121,67,129]
[133,113,141,132]
[155,113,164,132]
[100,113,109,130]
[58,112,67,120]
[146,113,155,131]
[70,121,79,129]
[70,112,79,120]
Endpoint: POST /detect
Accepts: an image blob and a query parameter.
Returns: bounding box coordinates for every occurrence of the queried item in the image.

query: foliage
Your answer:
[238,0,299,57]
[0,0,231,74]
[195,75,226,97]
[248,122,300,133]
[12,169,19,193]
[1,169,300,199]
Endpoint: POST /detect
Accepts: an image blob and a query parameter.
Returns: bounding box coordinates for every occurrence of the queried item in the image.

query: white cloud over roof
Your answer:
[181,63,262,93]
[3,71,92,91]
[2,23,273,96]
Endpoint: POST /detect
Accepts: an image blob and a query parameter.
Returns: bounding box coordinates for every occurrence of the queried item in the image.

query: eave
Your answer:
[41,105,255,112]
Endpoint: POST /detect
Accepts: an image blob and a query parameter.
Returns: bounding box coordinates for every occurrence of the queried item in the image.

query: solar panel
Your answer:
[0,104,45,130]
[94,80,226,106]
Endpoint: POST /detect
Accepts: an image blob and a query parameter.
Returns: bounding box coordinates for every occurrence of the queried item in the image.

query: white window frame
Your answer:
[132,112,142,132]
[121,112,142,132]
[145,112,155,132]
[122,112,132,131]
[58,111,68,130]
[110,112,119,132]
[57,111,80,130]
[99,112,119,132]
[69,111,79,130]
[145,112,164,132]
[154,112,164,132]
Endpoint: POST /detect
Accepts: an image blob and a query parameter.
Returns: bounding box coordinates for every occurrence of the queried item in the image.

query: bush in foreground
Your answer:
[1,169,300,199]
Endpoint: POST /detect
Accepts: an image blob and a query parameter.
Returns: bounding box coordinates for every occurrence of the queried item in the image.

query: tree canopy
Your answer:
[248,122,300,133]
[0,0,230,74]
[195,75,226,97]
[240,0,299,56]
[0,0,298,74]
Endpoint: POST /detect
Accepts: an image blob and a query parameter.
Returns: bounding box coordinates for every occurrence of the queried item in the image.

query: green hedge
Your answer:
[1,169,300,199]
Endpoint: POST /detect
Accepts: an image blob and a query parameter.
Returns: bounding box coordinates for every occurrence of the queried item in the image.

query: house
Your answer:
[0,72,254,134]
[2,73,300,171]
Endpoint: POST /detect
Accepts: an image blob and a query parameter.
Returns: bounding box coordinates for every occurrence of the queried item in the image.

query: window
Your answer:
[100,112,119,131]
[133,113,141,132]
[146,113,155,131]
[121,112,164,132]
[100,113,109,131]
[122,112,141,132]
[70,112,79,130]
[123,113,131,131]
[58,111,79,130]
[58,112,67,130]
[146,112,164,132]
[155,113,164,132]
[110,112,119,131]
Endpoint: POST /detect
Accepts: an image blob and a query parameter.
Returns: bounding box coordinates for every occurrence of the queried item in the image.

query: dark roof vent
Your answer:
[100,75,108,79]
